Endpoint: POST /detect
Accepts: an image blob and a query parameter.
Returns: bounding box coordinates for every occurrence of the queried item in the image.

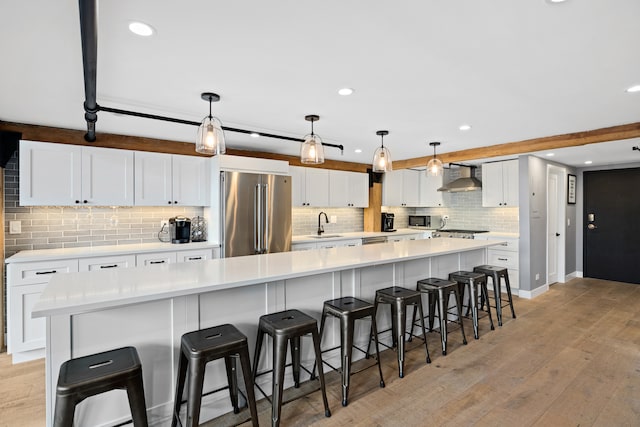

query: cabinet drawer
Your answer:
[488,250,519,270]
[136,252,177,267]
[490,239,518,252]
[177,249,214,263]
[291,243,317,251]
[79,255,136,272]
[8,259,79,286]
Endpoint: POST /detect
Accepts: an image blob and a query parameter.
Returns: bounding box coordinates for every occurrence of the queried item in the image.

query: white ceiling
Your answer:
[1,0,639,168]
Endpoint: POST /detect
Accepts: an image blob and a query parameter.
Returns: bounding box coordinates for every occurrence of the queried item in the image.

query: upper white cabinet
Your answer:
[290,166,329,207]
[382,169,421,207]
[482,160,519,207]
[419,173,444,207]
[19,141,134,206]
[328,170,369,207]
[134,152,210,206]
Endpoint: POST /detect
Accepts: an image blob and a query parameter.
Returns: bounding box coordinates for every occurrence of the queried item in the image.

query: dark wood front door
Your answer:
[583,168,640,284]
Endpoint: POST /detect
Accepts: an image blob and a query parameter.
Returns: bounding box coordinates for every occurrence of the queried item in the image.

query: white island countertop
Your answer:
[32,238,501,318]
[292,228,435,243]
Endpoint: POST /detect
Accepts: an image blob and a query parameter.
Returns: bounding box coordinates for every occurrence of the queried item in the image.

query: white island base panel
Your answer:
[38,240,492,426]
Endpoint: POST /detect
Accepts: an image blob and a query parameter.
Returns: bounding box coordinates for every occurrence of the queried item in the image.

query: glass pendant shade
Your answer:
[426,157,443,177]
[300,133,325,164]
[196,116,226,155]
[373,146,392,172]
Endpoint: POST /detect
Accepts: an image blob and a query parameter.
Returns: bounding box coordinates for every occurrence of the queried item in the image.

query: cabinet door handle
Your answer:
[168,201,172,204]
[100,264,118,269]
[149,260,166,264]
[500,243,508,246]
[35,270,57,275]
[498,257,508,261]
[187,257,202,260]
[174,201,178,204]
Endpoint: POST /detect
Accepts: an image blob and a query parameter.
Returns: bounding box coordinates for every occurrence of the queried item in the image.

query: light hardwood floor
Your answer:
[2,277,640,427]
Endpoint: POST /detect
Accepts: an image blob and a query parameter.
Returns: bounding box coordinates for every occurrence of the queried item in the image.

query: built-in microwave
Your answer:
[408,215,442,229]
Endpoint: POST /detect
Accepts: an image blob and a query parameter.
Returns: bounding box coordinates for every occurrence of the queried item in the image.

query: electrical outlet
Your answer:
[443,215,450,220]
[9,220,21,234]
[535,273,540,280]
[160,220,169,228]
[330,215,337,224]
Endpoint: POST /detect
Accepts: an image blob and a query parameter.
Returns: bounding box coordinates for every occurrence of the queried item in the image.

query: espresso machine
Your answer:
[381,212,396,232]
[169,217,191,243]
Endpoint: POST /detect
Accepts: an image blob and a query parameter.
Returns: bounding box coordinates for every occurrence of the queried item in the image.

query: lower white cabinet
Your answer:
[6,245,219,363]
[388,233,424,242]
[475,235,520,291]
[291,238,362,251]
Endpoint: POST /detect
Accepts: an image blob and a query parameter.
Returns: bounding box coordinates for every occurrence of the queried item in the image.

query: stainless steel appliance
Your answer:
[362,236,388,245]
[408,215,442,229]
[381,212,395,232]
[169,217,191,244]
[431,229,488,239]
[220,171,291,257]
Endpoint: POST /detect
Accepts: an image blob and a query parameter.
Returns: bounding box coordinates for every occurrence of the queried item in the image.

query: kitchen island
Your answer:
[32,238,502,426]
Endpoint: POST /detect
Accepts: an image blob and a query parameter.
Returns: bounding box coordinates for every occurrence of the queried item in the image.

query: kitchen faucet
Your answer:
[317,211,329,235]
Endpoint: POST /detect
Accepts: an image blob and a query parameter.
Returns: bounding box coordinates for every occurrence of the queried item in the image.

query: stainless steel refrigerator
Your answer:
[220,171,291,257]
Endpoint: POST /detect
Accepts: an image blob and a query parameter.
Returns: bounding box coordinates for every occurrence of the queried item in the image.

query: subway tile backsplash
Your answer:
[3,155,203,258]
[292,207,364,236]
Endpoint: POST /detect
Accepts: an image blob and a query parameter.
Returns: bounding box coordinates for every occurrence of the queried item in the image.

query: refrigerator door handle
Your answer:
[262,183,269,254]
[254,184,262,254]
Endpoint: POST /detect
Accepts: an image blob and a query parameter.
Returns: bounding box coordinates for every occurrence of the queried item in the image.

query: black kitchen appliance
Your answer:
[381,212,396,232]
[169,217,191,244]
[408,215,442,229]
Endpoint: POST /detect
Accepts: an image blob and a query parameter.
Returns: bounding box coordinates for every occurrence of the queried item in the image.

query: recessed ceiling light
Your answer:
[546,153,555,157]
[584,160,593,164]
[338,88,354,96]
[459,124,472,131]
[626,84,640,93]
[250,132,260,138]
[354,148,362,153]
[128,21,155,37]
[546,0,568,4]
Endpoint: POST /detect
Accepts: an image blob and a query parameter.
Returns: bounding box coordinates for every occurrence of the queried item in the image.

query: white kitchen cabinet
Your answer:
[329,170,369,207]
[7,258,79,362]
[79,255,136,272]
[419,173,444,207]
[291,238,362,251]
[482,160,519,207]
[19,141,134,206]
[290,166,329,207]
[134,152,210,206]
[382,169,421,207]
[136,251,178,266]
[176,248,215,262]
[291,242,318,251]
[475,235,520,291]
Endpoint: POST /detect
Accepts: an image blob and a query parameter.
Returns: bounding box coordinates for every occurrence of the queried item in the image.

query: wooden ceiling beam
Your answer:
[394,121,640,169]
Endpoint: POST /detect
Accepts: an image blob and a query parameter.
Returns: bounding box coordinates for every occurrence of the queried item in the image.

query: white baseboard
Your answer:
[518,284,549,299]
[565,271,579,281]
[576,271,584,278]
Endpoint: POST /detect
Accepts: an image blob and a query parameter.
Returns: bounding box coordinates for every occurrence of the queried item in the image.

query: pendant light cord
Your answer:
[208,96,213,120]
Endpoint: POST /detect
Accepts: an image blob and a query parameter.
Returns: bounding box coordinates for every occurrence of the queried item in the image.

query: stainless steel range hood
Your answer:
[437,165,482,192]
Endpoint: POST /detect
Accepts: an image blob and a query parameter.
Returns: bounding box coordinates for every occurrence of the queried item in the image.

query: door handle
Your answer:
[587,223,597,230]
[555,233,560,237]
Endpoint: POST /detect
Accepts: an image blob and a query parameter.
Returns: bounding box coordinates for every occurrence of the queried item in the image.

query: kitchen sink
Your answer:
[309,234,343,239]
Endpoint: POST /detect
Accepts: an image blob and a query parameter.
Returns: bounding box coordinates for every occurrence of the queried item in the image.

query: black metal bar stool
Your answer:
[449,271,495,339]
[411,278,468,355]
[473,265,517,326]
[253,309,331,427]
[53,346,148,427]
[172,323,258,427]
[366,286,431,378]
[313,297,385,407]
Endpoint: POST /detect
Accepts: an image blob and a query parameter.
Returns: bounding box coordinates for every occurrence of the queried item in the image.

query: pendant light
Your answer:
[373,130,392,172]
[426,141,443,177]
[196,92,226,155]
[300,114,325,164]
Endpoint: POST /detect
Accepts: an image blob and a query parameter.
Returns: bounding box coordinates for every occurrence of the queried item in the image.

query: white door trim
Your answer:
[547,165,567,285]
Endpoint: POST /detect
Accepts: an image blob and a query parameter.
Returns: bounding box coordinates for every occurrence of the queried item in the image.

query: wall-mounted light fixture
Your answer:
[373,130,392,173]
[300,115,325,164]
[195,92,226,155]
[426,141,443,177]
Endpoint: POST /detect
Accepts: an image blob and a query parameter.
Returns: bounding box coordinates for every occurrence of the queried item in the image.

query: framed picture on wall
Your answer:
[568,174,576,204]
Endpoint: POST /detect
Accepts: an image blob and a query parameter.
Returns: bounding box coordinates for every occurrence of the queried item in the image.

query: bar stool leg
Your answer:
[365,299,379,357]
[491,272,504,326]
[126,372,149,427]
[310,308,328,380]
[390,304,399,346]
[186,359,206,427]
[238,346,259,427]
[453,287,468,345]
[271,334,288,427]
[428,292,437,331]
[53,394,76,427]
[416,301,431,364]
[437,288,448,355]
[504,273,517,319]
[224,356,240,413]
[370,313,385,388]
[469,281,479,339]
[171,351,189,427]
[311,328,332,418]
[252,330,264,385]
[481,282,496,331]
[340,316,354,407]
[394,300,407,378]
[290,336,301,388]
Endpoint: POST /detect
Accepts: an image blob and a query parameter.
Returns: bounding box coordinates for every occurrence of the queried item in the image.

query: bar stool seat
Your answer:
[315,297,385,407]
[449,271,495,339]
[54,346,148,427]
[367,286,431,378]
[172,323,258,427]
[412,278,467,355]
[253,309,331,427]
[473,265,517,326]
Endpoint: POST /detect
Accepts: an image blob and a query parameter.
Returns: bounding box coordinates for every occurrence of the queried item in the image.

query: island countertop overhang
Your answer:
[32,238,503,318]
